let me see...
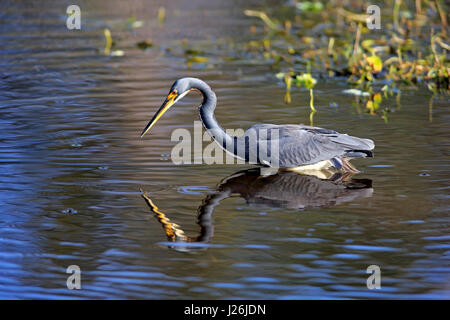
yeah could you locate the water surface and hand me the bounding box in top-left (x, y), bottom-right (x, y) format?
top-left (0, 0), bottom-right (449, 299)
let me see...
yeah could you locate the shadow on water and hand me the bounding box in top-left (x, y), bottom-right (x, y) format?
top-left (141, 168), bottom-right (373, 251)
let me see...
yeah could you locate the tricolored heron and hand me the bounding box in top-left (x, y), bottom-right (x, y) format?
top-left (141, 78), bottom-right (375, 173)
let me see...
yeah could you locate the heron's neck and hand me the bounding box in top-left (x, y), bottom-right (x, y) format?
top-left (195, 84), bottom-right (235, 155)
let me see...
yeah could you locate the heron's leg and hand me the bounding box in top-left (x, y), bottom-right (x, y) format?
top-left (341, 158), bottom-right (360, 173)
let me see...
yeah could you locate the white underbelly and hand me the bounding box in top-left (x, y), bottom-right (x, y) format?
top-left (288, 160), bottom-right (334, 172)
top-left (283, 160), bottom-right (336, 179)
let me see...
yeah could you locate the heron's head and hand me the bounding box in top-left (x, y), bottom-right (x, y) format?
top-left (141, 78), bottom-right (197, 138)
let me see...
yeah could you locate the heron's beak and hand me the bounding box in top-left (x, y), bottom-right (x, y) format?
top-left (141, 90), bottom-right (178, 138)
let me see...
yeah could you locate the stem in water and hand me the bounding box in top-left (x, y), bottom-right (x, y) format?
top-left (309, 88), bottom-right (315, 112)
top-left (309, 88), bottom-right (316, 126)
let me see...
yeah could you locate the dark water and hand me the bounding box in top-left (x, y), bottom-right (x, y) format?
top-left (0, 0), bottom-right (449, 299)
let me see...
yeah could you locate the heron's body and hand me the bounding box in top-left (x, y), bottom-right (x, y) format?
top-left (141, 77), bottom-right (375, 174)
top-left (235, 123), bottom-right (373, 171)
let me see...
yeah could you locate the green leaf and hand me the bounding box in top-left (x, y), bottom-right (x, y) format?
top-left (295, 73), bottom-right (317, 89)
top-left (186, 56), bottom-right (209, 64)
top-left (296, 1), bottom-right (324, 12)
top-left (366, 55), bottom-right (383, 73)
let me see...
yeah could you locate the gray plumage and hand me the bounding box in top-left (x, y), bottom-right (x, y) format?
top-left (241, 124), bottom-right (375, 168)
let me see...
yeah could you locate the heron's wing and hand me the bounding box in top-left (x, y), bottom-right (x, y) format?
top-left (244, 124), bottom-right (374, 167)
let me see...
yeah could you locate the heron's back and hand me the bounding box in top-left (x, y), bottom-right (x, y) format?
top-left (238, 123), bottom-right (374, 168)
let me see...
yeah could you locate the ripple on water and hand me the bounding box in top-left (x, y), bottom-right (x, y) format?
top-left (241, 277), bottom-right (279, 283)
top-left (424, 244), bottom-right (450, 250)
top-left (156, 242), bottom-right (227, 249)
top-left (331, 253), bottom-right (364, 259)
top-left (422, 235), bottom-right (450, 241)
top-left (210, 282), bottom-right (246, 289)
top-left (278, 237), bottom-right (327, 243)
top-left (340, 244), bottom-right (401, 252)
top-left (368, 164), bottom-right (394, 167)
top-left (232, 263), bottom-right (255, 268)
top-left (400, 220), bottom-right (425, 224)
top-left (177, 186), bottom-right (211, 195)
top-left (240, 244), bottom-right (271, 249)
top-left (292, 253), bottom-right (319, 259)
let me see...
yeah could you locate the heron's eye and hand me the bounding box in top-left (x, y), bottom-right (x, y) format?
top-left (168, 90), bottom-right (178, 100)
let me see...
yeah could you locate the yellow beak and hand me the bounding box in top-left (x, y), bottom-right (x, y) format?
top-left (141, 91), bottom-right (178, 138)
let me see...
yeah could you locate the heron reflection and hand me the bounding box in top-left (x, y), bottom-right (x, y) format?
top-left (141, 168), bottom-right (372, 249)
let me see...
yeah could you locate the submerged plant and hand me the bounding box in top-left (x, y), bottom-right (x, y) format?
top-left (103, 29), bottom-right (124, 56)
top-left (158, 7), bottom-right (166, 25)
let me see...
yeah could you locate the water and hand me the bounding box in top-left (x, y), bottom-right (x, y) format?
top-left (0, 0), bottom-right (449, 299)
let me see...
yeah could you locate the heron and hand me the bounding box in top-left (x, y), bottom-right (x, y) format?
top-left (141, 77), bottom-right (375, 174)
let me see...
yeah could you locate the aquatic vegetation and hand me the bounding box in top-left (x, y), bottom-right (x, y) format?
top-left (137, 40), bottom-right (153, 50)
top-left (185, 56), bottom-right (209, 68)
top-left (277, 71), bottom-right (318, 124)
top-left (295, 73), bottom-right (317, 109)
top-left (103, 28), bottom-right (124, 56)
top-left (244, 10), bottom-right (280, 31)
top-left (276, 71), bottom-right (292, 104)
top-left (296, 1), bottom-right (324, 13)
top-left (158, 7), bottom-right (166, 25)
top-left (103, 28), bottom-right (112, 55)
top-left (125, 15), bottom-right (144, 29)
top-left (242, 0), bottom-right (449, 120)
top-left (366, 92), bottom-right (383, 115)
top-left (296, 72), bottom-right (317, 125)
top-left (181, 45), bottom-right (210, 68)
